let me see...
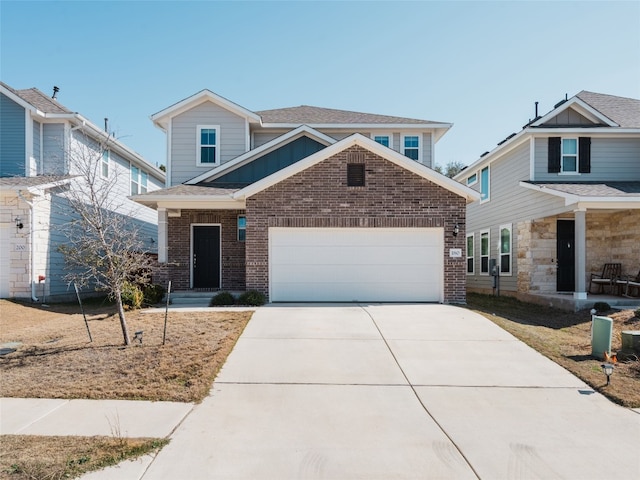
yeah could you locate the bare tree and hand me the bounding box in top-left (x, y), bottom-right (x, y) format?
top-left (58, 129), bottom-right (152, 345)
top-left (434, 160), bottom-right (466, 178)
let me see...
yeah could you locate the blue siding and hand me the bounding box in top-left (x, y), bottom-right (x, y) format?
top-left (0, 93), bottom-right (26, 177)
top-left (210, 136), bottom-right (326, 187)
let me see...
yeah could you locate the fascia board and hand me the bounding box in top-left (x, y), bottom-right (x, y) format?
top-left (235, 133), bottom-right (480, 202)
top-left (185, 125), bottom-right (337, 185)
top-left (528, 127), bottom-right (640, 135)
top-left (531, 97), bottom-right (618, 127)
top-left (130, 195), bottom-right (245, 210)
top-left (151, 90), bottom-right (261, 128)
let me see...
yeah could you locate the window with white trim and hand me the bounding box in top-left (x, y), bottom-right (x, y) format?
top-left (130, 166), bottom-right (148, 195)
top-left (402, 134), bottom-right (420, 161)
top-left (561, 138), bottom-right (578, 173)
top-left (480, 230), bottom-right (490, 275)
top-left (197, 125), bottom-right (220, 166)
top-left (466, 233), bottom-right (474, 275)
top-left (237, 215), bottom-right (246, 242)
top-left (101, 150), bottom-right (109, 178)
top-left (466, 173), bottom-right (477, 186)
top-left (499, 224), bottom-right (512, 275)
top-left (373, 135), bottom-right (390, 147)
top-left (480, 166), bottom-right (490, 202)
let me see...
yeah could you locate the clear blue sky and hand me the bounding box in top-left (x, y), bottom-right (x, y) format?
top-left (1, 0), bottom-right (639, 169)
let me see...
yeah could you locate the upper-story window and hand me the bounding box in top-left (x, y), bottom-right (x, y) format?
top-left (131, 166), bottom-right (148, 195)
top-left (561, 138), bottom-right (578, 173)
top-left (373, 135), bottom-right (390, 148)
top-left (548, 137), bottom-right (590, 174)
top-left (480, 166), bottom-right (490, 202)
top-left (197, 125), bottom-right (220, 166)
top-left (402, 134), bottom-right (420, 161)
top-left (466, 173), bottom-right (477, 186)
top-left (101, 150), bottom-right (109, 178)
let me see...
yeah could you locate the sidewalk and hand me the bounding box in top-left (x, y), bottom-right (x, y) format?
top-left (0, 397), bottom-right (193, 438)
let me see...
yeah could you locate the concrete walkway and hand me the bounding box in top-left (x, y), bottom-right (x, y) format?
top-left (3, 304), bottom-right (639, 479)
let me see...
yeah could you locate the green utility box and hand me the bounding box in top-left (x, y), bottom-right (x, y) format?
top-left (591, 316), bottom-right (613, 360)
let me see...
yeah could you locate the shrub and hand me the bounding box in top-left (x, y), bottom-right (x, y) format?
top-left (593, 301), bottom-right (611, 313)
top-left (210, 292), bottom-right (236, 306)
top-left (237, 290), bottom-right (266, 306)
top-left (142, 284), bottom-right (166, 305)
top-left (121, 282), bottom-right (143, 309)
top-left (635, 308), bottom-right (640, 319)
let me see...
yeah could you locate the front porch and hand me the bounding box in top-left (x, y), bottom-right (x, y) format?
top-left (517, 209), bottom-right (640, 307)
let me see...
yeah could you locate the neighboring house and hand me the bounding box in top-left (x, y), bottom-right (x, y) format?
top-left (0, 82), bottom-right (165, 300)
top-left (454, 91), bottom-right (640, 308)
top-left (133, 89), bottom-right (479, 303)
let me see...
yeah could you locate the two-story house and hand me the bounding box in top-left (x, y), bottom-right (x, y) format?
top-left (0, 82), bottom-right (165, 301)
top-left (454, 91), bottom-right (640, 310)
top-left (133, 89), bottom-right (479, 303)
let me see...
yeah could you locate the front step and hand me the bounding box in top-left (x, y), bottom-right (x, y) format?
top-left (164, 291), bottom-right (214, 307)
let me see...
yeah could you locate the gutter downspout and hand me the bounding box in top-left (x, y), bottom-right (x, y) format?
top-left (17, 190), bottom-right (38, 302)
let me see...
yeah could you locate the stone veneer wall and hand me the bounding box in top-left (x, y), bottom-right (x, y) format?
top-left (587, 210), bottom-right (640, 279)
top-left (516, 210), bottom-right (640, 295)
top-left (516, 218), bottom-right (557, 294)
top-left (155, 209), bottom-right (246, 291)
top-left (245, 145), bottom-right (467, 303)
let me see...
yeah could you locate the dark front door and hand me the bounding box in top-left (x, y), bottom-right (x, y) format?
top-left (192, 225), bottom-right (221, 289)
top-left (557, 220), bottom-right (575, 292)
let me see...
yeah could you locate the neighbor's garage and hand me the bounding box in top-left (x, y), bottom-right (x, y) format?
top-left (269, 227), bottom-right (443, 302)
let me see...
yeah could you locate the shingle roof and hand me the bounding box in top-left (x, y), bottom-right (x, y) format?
top-left (0, 175), bottom-right (75, 188)
top-left (576, 91), bottom-right (640, 128)
top-left (527, 181), bottom-right (640, 197)
top-left (136, 184), bottom-right (240, 197)
top-left (0, 82), bottom-right (73, 114)
top-left (256, 105), bottom-right (440, 125)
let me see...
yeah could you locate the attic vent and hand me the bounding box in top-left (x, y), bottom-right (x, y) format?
top-left (347, 163), bottom-right (365, 187)
top-left (346, 152), bottom-right (365, 163)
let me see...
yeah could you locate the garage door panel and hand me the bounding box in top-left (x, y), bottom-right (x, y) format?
top-left (272, 246), bottom-right (438, 266)
top-left (272, 264), bottom-right (434, 284)
top-left (269, 228), bottom-right (443, 302)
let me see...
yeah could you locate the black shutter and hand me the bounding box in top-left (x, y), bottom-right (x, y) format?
top-left (579, 137), bottom-right (591, 173)
top-left (548, 137), bottom-right (561, 173)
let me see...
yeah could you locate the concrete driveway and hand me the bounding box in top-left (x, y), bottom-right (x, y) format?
top-left (141, 304), bottom-right (639, 480)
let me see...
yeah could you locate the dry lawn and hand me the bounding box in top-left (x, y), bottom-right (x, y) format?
top-left (466, 293), bottom-right (640, 408)
top-left (0, 299), bottom-right (252, 402)
top-left (0, 435), bottom-right (168, 480)
top-left (0, 298), bottom-right (251, 479)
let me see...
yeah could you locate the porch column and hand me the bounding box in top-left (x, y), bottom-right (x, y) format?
top-left (574, 209), bottom-right (587, 299)
top-left (158, 207), bottom-right (168, 263)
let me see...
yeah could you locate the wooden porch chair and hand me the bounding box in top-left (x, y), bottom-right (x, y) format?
top-left (617, 269), bottom-right (640, 298)
top-left (589, 263), bottom-right (622, 294)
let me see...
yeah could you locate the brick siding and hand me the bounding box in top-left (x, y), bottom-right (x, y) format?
top-left (155, 209), bottom-right (246, 291)
top-left (245, 145), bottom-right (467, 302)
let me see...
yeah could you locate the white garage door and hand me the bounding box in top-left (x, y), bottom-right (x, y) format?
top-left (269, 227), bottom-right (443, 302)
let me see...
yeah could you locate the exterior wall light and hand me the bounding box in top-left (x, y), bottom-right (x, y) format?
top-left (453, 224), bottom-right (459, 237)
top-left (15, 216), bottom-right (24, 231)
top-left (601, 363), bottom-right (614, 385)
